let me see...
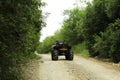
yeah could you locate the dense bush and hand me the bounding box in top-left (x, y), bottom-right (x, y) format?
top-left (38, 36), bottom-right (55, 53)
top-left (72, 42), bottom-right (89, 56)
top-left (83, 0), bottom-right (110, 56)
top-left (105, 0), bottom-right (120, 20)
top-left (94, 19), bottom-right (120, 62)
top-left (0, 0), bottom-right (44, 79)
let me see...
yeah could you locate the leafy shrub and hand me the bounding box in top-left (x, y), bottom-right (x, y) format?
top-left (94, 19), bottom-right (120, 63)
top-left (73, 42), bottom-right (89, 56)
top-left (0, 0), bottom-right (44, 79)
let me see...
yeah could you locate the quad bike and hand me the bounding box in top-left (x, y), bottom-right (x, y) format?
top-left (51, 42), bottom-right (73, 60)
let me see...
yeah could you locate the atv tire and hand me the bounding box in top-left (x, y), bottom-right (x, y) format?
top-left (66, 51), bottom-right (73, 60)
top-left (65, 55), bottom-right (69, 60)
top-left (51, 50), bottom-right (58, 60)
top-left (68, 54), bottom-right (73, 60)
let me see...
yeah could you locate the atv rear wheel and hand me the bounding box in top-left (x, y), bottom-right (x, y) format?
top-left (66, 51), bottom-right (73, 60)
top-left (65, 55), bottom-right (69, 60)
top-left (68, 54), bottom-right (73, 60)
top-left (51, 50), bottom-right (58, 60)
top-left (69, 51), bottom-right (73, 60)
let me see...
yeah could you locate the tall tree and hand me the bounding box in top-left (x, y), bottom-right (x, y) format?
top-left (83, 0), bottom-right (109, 56)
top-left (61, 7), bottom-right (85, 45)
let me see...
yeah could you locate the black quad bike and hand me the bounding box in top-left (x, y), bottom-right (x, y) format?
top-left (51, 42), bottom-right (73, 60)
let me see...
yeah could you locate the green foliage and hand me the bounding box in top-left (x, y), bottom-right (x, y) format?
top-left (94, 19), bottom-right (120, 62)
top-left (53, 30), bottom-right (64, 41)
top-left (0, 0), bottom-right (44, 79)
top-left (105, 0), bottom-right (120, 20)
top-left (73, 42), bottom-right (89, 57)
top-left (83, 0), bottom-right (110, 56)
top-left (61, 7), bottom-right (85, 45)
top-left (73, 42), bottom-right (86, 53)
top-left (38, 36), bottom-right (55, 53)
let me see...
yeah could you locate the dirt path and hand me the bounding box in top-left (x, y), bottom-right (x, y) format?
top-left (38, 54), bottom-right (120, 80)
